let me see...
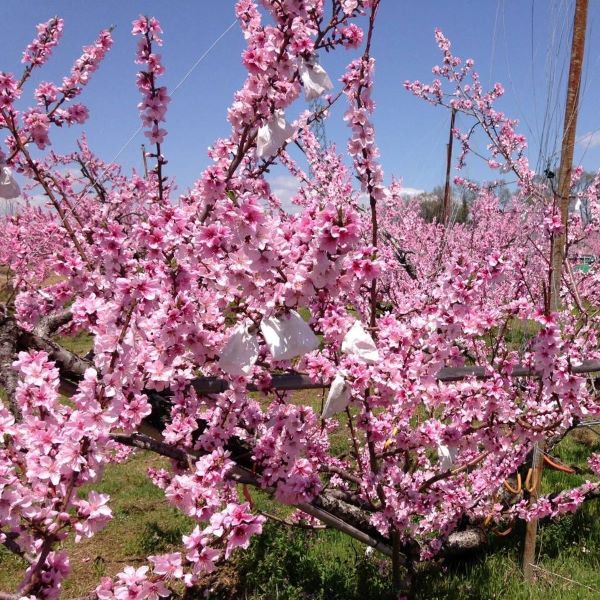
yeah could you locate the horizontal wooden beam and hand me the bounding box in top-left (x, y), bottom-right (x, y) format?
top-left (436, 359), bottom-right (600, 382)
top-left (191, 360), bottom-right (600, 394)
top-left (191, 372), bottom-right (328, 395)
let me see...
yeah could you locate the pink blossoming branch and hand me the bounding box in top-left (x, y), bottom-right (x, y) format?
top-left (1, 1), bottom-right (600, 598)
top-left (133, 16), bottom-right (170, 203)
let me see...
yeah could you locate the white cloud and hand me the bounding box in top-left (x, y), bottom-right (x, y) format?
top-left (26, 194), bottom-right (51, 209)
top-left (359, 187), bottom-right (425, 206)
top-left (0, 194), bottom-right (51, 216)
top-left (268, 174), bottom-right (300, 213)
top-left (357, 192), bottom-right (369, 208)
top-left (266, 174), bottom-right (426, 213)
top-left (0, 196), bottom-right (21, 216)
top-left (400, 187), bottom-right (425, 197)
top-left (577, 131), bottom-right (600, 148)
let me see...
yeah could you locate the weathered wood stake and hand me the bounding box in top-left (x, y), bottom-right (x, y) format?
top-left (522, 0), bottom-right (589, 581)
top-left (442, 108), bottom-right (457, 225)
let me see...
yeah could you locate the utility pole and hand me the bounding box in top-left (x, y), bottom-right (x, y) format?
top-left (307, 52), bottom-right (328, 180)
top-left (551, 0), bottom-right (588, 300)
top-left (522, 0), bottom-right (588, 581)
top-left (308, 52), bottom-right (328, 152)
top-left (442, 108), bottom-right (456, 225)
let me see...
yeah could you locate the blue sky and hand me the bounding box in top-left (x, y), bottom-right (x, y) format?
top-left (1, 1), bottom-right (600, 199)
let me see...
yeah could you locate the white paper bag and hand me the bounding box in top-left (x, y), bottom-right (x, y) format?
top-left (260, 310), bottom-right (319, 361)
top-left (299, 59), bottom-right (333, 101)
top-left (218, 320), bottom-right (259, 376)
top-left (437, 444), bottom-right (457, 472)
top-left (256, 110), bottom-right (294, 158)
top-left (341, 321), bottom-right (379, 364)
top-left (0, 165), bottom-right (20, 200)
top-left (322, 373), bottom-right (351, 419)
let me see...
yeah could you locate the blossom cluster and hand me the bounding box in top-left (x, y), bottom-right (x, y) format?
top-left (0, 352), bottom-right (112, 599)
top-left (404, 29), bottom-right (534, 190)
top-left (21, 17), bottom-right (64, 68)
top-left (133, 16), bottom-right (169, 147)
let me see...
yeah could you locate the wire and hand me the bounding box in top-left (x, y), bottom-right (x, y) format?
top-left (530, 0), bottom-right (539, 143)
top-left (500, 0), bottom-right (537, 143)
top-left (573, 20), bottom-right (600, 167)
top-left (488, 0), bottom-right (501, 89)
top-left (528, 563), bottom-right (600, 593)
top-left (537, 0), bottom-right (571, 175)
top-left (171, 20), bottom-right (237, 96)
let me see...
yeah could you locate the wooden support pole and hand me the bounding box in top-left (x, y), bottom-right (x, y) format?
top-left (442, 108), bottom-right (457, 225)
top-left (551, 0), bottom-right (588, 304)
top-left (523, 0), bottom-right (588, 581)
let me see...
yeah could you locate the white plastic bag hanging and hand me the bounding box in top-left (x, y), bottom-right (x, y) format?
top-left (218, 320), bottom-right (259, 377)
top-left (437, 444), bottom-right (457, 472)
top-left (299, 59), bottom-right (333, 101)
top-left (0, 164), bottom-right (20, 200)
top-left (260, 310), bottom-right (319, 361)
top-left (256, 109), bottom-right (294, 159)
top-left (341, 321), bottom-right (379, 364)
top-left (322, 373), bottom-right (351, 419)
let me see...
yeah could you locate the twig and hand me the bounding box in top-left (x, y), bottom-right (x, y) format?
top-left (419, 451), bottom-right (490, 492)
top-left (258, 510), bottom-right (326, 530)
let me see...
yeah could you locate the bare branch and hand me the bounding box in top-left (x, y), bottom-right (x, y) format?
top-left (33, 309), bottom-right (72, 339)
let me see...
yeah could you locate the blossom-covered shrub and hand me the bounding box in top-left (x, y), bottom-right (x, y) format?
top-left (1, 2), bottom-right (600, 597)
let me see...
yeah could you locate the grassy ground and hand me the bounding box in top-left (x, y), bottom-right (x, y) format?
top-left (411, 431), bottom-right (600, 600)
top-left (56, 330), bottom-right (94, 356)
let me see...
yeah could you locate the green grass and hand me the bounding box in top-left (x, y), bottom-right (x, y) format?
top-left (213, 522), bottom-right (395, 600)
top-left (502, 318), bottom-right (540, 350)
top-left (542, 430), bottom-right (600, 495)
top-left (413, 496), bottom-right (600, 599)
top-left (56, 330), bottom-right (94, 356)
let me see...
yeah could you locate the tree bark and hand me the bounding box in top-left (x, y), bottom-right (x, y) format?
top-left (0, 309), bottom-right (21, 419)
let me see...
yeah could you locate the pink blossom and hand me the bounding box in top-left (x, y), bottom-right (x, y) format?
top-left (22, 17), bottom-right (64, 67)
top-left (149, 552), bottom-right (183, 578)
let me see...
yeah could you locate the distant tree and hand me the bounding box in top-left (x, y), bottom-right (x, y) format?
top-left (416, 185), bottom-right (470, 224)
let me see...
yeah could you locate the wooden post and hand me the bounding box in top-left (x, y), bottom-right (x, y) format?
top-left (522, 0), bottom-right (588, 581)
top-left (551, 0), bottom-right (588, 302)
top-left (442, 108), bottom-right (457, 225)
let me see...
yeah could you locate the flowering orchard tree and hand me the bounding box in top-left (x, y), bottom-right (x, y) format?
top-left (1, 2), bottom-right (600, 598)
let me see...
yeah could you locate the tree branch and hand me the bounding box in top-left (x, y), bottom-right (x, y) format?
top-left (110, 432), bottom-right (396, 558)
